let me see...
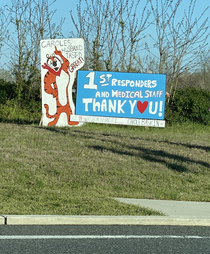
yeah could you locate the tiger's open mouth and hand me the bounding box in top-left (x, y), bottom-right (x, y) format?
top-left (54, 67), bottom-right (59, 72)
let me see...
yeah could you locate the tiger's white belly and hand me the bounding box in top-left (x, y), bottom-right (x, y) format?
top-left (56, 71), bottom-right (69, 106)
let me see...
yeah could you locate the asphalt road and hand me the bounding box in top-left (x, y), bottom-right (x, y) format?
top-left (1, 225), bottom-right (210, 254)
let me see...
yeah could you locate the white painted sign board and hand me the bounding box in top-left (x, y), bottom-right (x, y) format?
top-left (40, 38), bottom-right (84, 126)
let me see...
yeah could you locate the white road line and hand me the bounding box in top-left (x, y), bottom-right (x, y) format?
top-left (0, 235), bottom-right (209, 240)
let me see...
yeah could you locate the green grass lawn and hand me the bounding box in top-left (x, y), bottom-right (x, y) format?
top-left (0, 122), bottom-right (210, 215)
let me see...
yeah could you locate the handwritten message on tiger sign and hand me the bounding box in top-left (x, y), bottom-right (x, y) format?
top-left (74, 70), bottom-right (166, 127)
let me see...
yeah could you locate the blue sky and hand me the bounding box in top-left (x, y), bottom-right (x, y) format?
top-left (1, 0), bottom-right (209, 37)
top-left (0, 0), bottom-right (210, 68)
top-left (53, 0), bottom-right (210, 38)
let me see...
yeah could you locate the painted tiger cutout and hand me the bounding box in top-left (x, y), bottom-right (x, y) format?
top-left (42, 46), bottom-right (79, 126)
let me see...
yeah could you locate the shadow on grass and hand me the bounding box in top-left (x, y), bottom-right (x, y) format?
top-left (37, 127), bottom-right (210, 172)
top-left (73, 129), bottom-right (210, 155)
top-left (38, 126), bottom-right (82, 136)
top-left (60, 128), bottom-right (210, 152)
top-left (0, 117), bottom-right (40, 125)
top-left (130, 136), bottom-right (210, 153)
top-left (89, 144), bottom-right (210, 173)
top-left (162, 141), bottom-right (210, 153)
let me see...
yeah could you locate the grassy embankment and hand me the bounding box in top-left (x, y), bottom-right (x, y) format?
top-left (0, 122), bottom-right (209, 215)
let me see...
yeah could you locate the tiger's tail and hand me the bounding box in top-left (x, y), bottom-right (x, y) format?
top-left (44, 104), bottom-right (60, 126)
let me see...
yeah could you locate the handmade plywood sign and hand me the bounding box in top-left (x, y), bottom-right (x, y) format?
top-left (40, 38), bottom-right (84, 126)
top-left (71, 71), bottom-right (166, 127)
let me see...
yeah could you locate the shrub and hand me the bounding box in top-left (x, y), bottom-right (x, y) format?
top-left (165, 88), bottom-right (210, 125)
top-left (0, 79), bottom-right (16, 104)
top-left (0, 99), bottom-right (41, 124)
top-left (0, 78), bottom-right (42, 124)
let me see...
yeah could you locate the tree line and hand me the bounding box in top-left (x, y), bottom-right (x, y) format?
top-left (0, 0), bottom-right (209, 125)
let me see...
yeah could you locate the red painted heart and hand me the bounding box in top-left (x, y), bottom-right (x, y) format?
top-left (137, 101), bottom-right (148, 114)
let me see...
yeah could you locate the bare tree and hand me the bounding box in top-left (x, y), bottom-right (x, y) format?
top-left (70, 0), bottom-right (151, 72)
top-left (147, 0), bottom-right (209, 99)
top-left (0, 6), bottom-right (10, 61)
top-left (179, 49), bottom-right (210, 90)
top-left (5, 0), bottom-right (64, 99)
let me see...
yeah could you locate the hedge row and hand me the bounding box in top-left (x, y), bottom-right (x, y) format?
top-left (0, 79), bottom-right (210, 125)
top-left (165, 87), bottom-right (210, 125)
top-left (0, 79), bottom-right (41, 124)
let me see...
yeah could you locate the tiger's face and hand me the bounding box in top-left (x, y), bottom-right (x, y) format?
top-left (46, 54), bottom-right (63, 72)
top-left (42, 53), bottom-right (63, 76)
top-left (47, 54), bottom-right (62, 72)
